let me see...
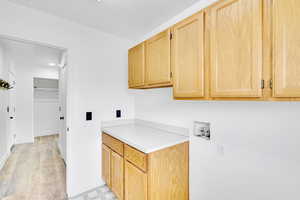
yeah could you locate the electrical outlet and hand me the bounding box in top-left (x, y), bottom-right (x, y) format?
top-left (116, 110), bottom-right (121, 118)
top-left (86, 112), bottom-right (92, 121)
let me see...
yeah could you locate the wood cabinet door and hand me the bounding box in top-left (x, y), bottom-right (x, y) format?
top-left (146, 29), bottom-right (171, 85)
top-left (209, 0), bottom-right (263, 97)
top-left (172, 12), bottom-right (205, 98)
top-left (111, 151), bottom-right (124, 200)
top-left (272, 0), bottom-right (300, 97)
top-left (125, 161), bottom-right (147, 200)
top-left (128, 43), bottom-right (145, 88)
top-left (102, 144), bottom-right (111, 187)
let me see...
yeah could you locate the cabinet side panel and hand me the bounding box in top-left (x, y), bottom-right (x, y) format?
top-left (148, 142), bottom-right (189, 200)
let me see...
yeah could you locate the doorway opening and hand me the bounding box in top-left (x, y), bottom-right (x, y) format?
top-left (0, 35), bottom-right (68, 199)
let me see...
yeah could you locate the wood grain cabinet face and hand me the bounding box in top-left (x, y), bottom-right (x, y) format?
top-left (146, 29), bottom-right (172, 86)
top-left (102, 133), bottom-right (124, 156)
top-left (148, 142), bottom-right (189, 200)
top-left (111, 151), bottom-right (124, 200)
top-left (124, 144), bottom-right (147, 172)
top-left (272, 0), bottom-right (300, 97)
top-left (128, 43), bottom-right (145, 88)
top-left (172, 12), bottom-right (205, 98)
top-left (209, 0), bottom-right (263, 97)
top-left (125, 160), bottom-right (147, 200)
top-left (102, 144), bottom-right (111, 187)
top-left (102, 132), bottom-right (189, 200)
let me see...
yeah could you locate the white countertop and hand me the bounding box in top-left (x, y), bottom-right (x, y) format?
top-left (101, 120), bottom-right (189, 153)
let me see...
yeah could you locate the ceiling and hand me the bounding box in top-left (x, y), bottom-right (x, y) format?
top-left (8, 0), bottom-right (205, 40)
top-left (0, 37), bottom-right (63, 69)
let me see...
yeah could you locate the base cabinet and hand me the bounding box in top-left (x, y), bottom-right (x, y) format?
top-left (102, 133), bottom-right (189, 200)
top-left (111, 151), bottom-right (124, 200)
top-left (102, 144), bottom-right (111, 187)
top-left (125, 161), bottom-right (147, 200)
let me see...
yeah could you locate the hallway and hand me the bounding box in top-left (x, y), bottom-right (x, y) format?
top-left (0, 135), bottom-right (67, 200)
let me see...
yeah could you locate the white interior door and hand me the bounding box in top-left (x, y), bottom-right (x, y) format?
top-left (8, 72), bottom-right (16, 150)
top-left (59, 65), bottom-right (67, 162)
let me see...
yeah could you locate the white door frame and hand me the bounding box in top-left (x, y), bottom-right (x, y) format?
top-left (58, 52), bottom-right (68, 163)
top-left (8, 70), bottom-right (16, 151)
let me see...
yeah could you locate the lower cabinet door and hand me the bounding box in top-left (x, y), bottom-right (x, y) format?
top-left (102, 144), bottom-right (111, 187)
top-left (125, 160), bottom-right (147, 200)
top-left (111, 151), bottom-right (124, 200)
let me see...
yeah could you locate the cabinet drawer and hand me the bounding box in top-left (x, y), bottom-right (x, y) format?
top-left (102, 133), bottom-right (124, 156)
top-left (124, 144), bottom-right (147, 172)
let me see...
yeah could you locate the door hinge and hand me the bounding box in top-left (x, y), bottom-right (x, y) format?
top-left (270, 80), bottom-right (273, 89)
top-left (170, 72), bottom-right (173, 78)
top-left (261, 80), bottom-right (265, 89)
top-left (170, 33), bottom-right (173, 40)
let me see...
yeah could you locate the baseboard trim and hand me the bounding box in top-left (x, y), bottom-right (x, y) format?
top-left (0, 151), bottom-right (10, 171)
top-left (68, 185), bottom-right (105, 200)
top-left (34, 133), bottom-right (59, 138)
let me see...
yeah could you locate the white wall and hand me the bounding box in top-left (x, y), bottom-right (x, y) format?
top-left (34, 89), bottom-right (59, 137)
top-left (0, 0), bottom-right (135, 197)
top-left (134, 89), bottom-right (300, 200)
top-left (132, 0), bottom-right (300, 199)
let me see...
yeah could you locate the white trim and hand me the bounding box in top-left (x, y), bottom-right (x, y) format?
top-left (0, 151), bottom-right (10, 171)
top-left (34, 99), bottom-right (59, 103)
top-left (15, 138), bottom-right (34, 145)
top-left (34, 132), bottom-right (59, 138)
top-left (0, 34), bottom-right (67, 51)
top-left (58, 142), bottom-right (65, 162)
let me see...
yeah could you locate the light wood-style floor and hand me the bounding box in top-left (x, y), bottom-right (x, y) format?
top-left (0, 135), bottom-right (67, 200)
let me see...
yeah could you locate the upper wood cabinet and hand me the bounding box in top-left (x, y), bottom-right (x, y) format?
top-left (272, 0), bottom-right (300, 97)
top-left (145, 29), bottom-right (172, 86)
top-left (209, 0), bottom-right (263, 98)
top-left (128, 43), bottom-right (145, 88)
top-left (128, 0), bottom-right (300, 101)
top-left (172, 12), bottom-right (205, 98)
